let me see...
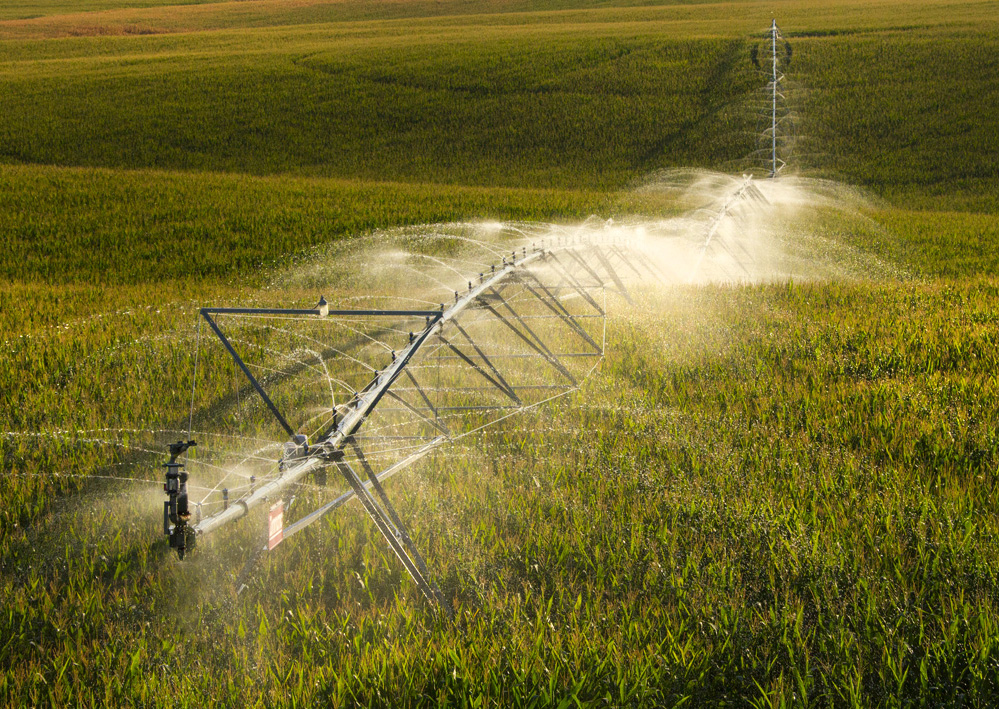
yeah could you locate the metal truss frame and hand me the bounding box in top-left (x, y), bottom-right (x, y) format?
top-left (165, 240), bottom-right (645, 613)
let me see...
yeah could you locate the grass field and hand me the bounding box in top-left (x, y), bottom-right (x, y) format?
top-left (1, 0), bottom-right (997, 194)
top-left (2, 0), bottom-right (999, 705)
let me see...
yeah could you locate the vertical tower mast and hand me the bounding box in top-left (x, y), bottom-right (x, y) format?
top-left (771, 18), bottom-right (778, 178)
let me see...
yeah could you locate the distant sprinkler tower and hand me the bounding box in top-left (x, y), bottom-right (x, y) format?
top-left (769, 19), bottom-right (781, 178)
top-left (769, 19), bottom-right (777, 176)
top-left (751, 19), bottom-right (792, 178)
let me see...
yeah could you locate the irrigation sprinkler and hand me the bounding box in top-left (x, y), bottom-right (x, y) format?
top-left (162, 235), bottom-right (649, 612)
top-left (162, 439), bottom-right (196, 559)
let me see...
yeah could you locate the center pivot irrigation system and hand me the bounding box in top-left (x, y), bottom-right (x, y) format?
top-left (159, 22), bottom-right (789, 613)
top-left (162, 234), bottom-right (662, 612)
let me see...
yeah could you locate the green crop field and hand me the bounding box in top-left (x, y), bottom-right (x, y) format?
top-left (2, 0), bottom-right (999, 705)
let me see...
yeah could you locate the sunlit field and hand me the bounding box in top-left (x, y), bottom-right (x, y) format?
top-left (2, 0), bottom-right (999, 705)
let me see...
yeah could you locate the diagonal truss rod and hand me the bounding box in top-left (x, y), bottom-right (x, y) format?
top-left (404, 370), bottom-right (444, 428)
top-left (544, 253), bottom-right (605, 315)
top-left (479, 295), bottom-right (576, 386)
top-left (518, 275), bottom-right (602, 353)
top-left (587, 245), bottom-right (633, 304)
top-left (439, 323), bottom-right (521, 404)
top-left (201, 311), bottom-right (298, 438)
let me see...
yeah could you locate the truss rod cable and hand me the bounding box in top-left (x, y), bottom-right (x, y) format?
top-left (3, 471), bottom-right (218, 492)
